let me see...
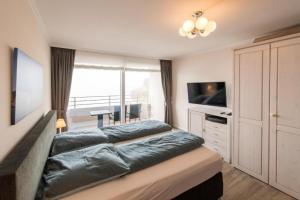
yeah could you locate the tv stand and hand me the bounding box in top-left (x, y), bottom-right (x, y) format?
top-left (188, 105), bottom-right (232, 162)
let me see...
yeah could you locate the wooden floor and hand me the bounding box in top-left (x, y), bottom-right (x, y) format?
top-left (222, 163), bottom-right (296, 200)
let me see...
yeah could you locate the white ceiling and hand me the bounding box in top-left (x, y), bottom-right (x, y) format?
top-left (34, 0), bottom-right (300, 59)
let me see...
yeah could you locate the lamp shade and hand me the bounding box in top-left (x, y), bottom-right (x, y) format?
top-left (56, 118), bottom-right (66, 129)
top-left (182, 20), bottom-right (195, 32)
top-left (195, 16), bottom-right (208, 30)
top-left (199, 30), bottom-right (210, 37)
top-left (206, 21), bottom-right (217, 32)
top-left (179, 27), bottom-right (187, 37)
top-left (187, 32), bottom-right (197, 39)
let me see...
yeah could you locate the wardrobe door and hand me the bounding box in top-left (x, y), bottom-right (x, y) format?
top-left (270, 37), bottom-right (300, 199)
top-left (233, 44), bottom-right (270, 183)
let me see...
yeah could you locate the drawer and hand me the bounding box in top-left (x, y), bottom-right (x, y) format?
top-left (204, 142), bottom-right (226, 157)
top-left (205, 127), bottom-right (227, 141)
top-left (205, 120), bottom-right (227, 133)
top-left (204, 134), bottom-right (226, 150)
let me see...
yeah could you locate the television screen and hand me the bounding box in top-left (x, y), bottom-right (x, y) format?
top-left (11, 48), bottom-right (44, 125)
top-left (187, 82), bottom-right (226, 107)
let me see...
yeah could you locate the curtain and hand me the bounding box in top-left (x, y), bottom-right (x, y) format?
top-left (160, 60), bottom-right (173, 125)
top-left (51, 47), bottom-right (75, 131)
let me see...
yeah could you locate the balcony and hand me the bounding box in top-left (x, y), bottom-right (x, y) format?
top-left (67, 95), bottom-right (150, 130)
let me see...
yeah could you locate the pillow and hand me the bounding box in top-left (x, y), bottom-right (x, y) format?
top-left (44, 144), bottom-right (130, 199)
top-left (50, 129), bottom-right (108, 156)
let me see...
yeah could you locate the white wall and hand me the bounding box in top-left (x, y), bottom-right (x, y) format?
top-left (0, 0), bottom-right (51, 161)
top-left (172, 48), bottom-right (233, 130)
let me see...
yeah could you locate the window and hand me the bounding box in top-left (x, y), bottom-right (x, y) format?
top-left (67, 51), bottom-right (164, 130)
top-left (69, 67), bottom-right (121, 109)
top-left (125, 70), bottom-right (164, 121)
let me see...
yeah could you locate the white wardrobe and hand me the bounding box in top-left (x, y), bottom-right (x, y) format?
top-left (233, 35), bottom-right (300, 199)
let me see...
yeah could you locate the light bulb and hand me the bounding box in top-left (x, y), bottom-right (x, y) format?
top-left (195, 17), bottom-right (208, 30)
top-left (187, 32), bottom-right (197, 39)
top-left (199, 30), bottom-right (210, 37)
top-left (179, 27), bottom-right (187, 37)
top-left (206, 21), bottom-right (217, 32)
top-left (182, 20), bottom-right (195, 33)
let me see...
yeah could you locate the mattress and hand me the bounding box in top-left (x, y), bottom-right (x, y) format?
top-left (61, 146), bottom-right (222, 200)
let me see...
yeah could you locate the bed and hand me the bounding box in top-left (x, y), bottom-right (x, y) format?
top-left (61, 146), bottom-right (222, 200)
top-left (0, 111), bottom-right (223, 200)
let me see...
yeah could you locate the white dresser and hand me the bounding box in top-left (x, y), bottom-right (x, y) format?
top-left (188, 106), bottom-right (232, 162)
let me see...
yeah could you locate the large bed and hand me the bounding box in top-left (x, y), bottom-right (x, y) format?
top-left (0, 111), bottom-right (223, 200)
top-left (62, 147), bottom-right (222, 200)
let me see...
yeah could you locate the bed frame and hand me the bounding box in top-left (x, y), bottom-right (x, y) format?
top-left (0, 111), bottom-right (56, 200)
top-left (0, 110), bottom-right (223, 200)
top-left (173, 172), bottom-right (223, 200)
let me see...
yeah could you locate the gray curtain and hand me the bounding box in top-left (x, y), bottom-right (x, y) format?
top-left (160, 60), bottom-right (173, 125)
top-left (51, 47), bottom-right (75, 131)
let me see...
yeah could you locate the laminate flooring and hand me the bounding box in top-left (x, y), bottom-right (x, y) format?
top-left (222, 163), bottom-right (296, 200)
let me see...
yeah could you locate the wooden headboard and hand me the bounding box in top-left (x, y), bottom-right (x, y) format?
top-left (0, 111), bottom-right (56, 200)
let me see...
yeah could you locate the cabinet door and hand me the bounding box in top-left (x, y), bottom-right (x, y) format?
top-left (188, 110), bottom-right (204, 137)
top-left (269, 37), bottom-right (300, 199)
top-left (233, 44), bottom-right (270, 183)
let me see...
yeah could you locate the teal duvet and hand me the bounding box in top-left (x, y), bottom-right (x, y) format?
top-left (41, 131), bottom-right (204, 199)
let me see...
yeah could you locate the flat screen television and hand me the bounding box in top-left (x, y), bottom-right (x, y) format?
top-left (187, 82), bottom-right (226, 107)
top-left (11, 48), bottom-right (44, 125)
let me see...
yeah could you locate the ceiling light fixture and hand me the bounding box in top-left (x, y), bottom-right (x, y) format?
top-left (179, 11), bottom-right (216, 39)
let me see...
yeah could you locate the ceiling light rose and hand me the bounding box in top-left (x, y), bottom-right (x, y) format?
top-left (179, 11), bottom-right (217, 39)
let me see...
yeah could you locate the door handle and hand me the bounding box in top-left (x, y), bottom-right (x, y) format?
top-left (270, 113), bottom-right (278, 117)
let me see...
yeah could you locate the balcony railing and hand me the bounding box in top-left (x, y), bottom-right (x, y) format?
top-left (68, 95), bottom-right (147, 109)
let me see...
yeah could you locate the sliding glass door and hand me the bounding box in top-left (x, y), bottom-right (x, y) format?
top-left (68, 64), bottom-right (163, 130)
top-left (68, 67), bottom-right (121, 130)
top-left (125, 70), bottom-right (164, 122)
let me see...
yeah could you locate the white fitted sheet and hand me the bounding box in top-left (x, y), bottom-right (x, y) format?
top-left (62, 146), bottom-right (222, 200)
